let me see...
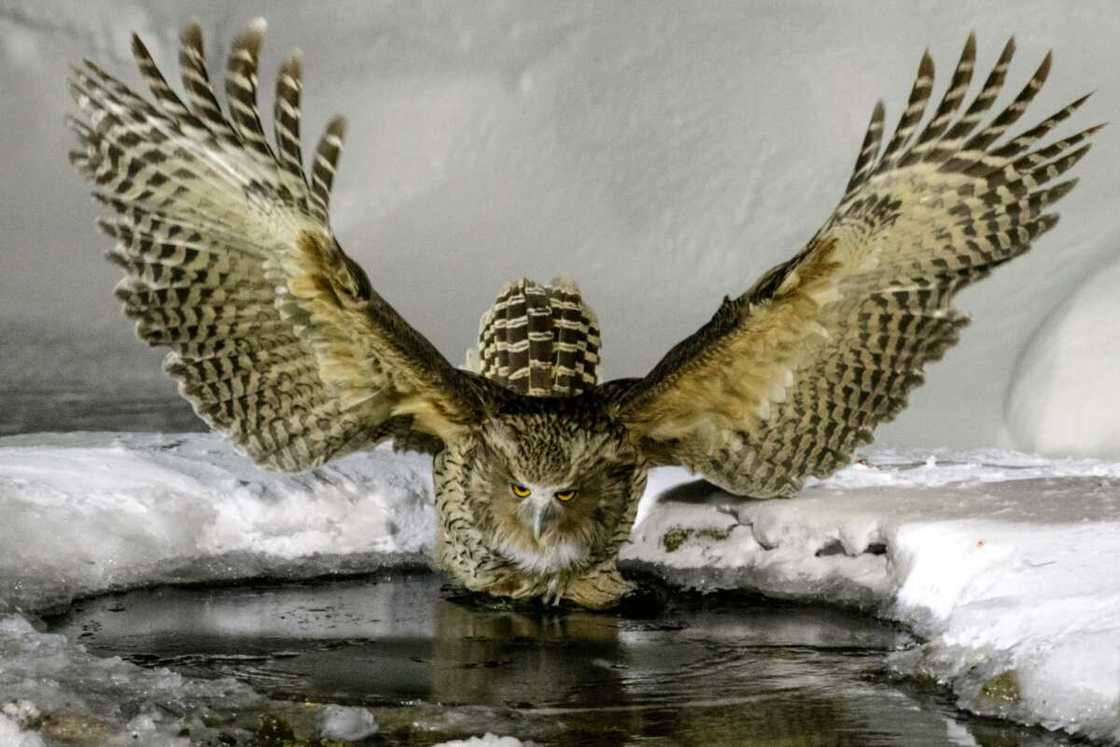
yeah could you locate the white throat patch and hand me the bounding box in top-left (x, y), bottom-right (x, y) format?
top-left (495, 536), bottom-right (588, 575)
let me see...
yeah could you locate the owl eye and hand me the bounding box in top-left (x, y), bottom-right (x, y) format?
top-left (554, 489), bottom-right (577, 502)
top-left (510, 483), bottom-right (531, 498)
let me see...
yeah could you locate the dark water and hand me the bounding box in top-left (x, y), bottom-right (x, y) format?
top-left (0, 390), bottom-right (204, 435)
top-left (48, 574), bottom-right (1080, 746)
top-left (0, 320), bottom-right (203, 436)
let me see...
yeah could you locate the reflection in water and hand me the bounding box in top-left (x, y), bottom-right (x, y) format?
top-left (430, 598), bottom-right (626, 709)
top-left (52, 574), bottom-right (1076, 746)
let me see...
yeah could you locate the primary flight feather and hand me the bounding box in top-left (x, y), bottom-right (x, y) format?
top-left (69, 22), bottom-right (1098, 608)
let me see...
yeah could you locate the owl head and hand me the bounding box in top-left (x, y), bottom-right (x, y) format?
top-left (465, 411), bottom-right (642, 576)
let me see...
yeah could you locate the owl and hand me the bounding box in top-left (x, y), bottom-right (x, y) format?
top-left (68, 21), bottom-right (1098, 608)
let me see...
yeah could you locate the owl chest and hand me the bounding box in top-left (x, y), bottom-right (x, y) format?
top-left (430, 447), bottom-right (594, 590)
top-left (430, 445), bottom-right (649, 594)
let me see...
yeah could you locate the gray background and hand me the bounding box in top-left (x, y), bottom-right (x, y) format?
top-left (2, 0), bottom-right (1118, 454)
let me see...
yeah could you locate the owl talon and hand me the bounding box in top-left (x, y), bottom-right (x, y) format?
top-left (558, 565), bottom-right (638, 610)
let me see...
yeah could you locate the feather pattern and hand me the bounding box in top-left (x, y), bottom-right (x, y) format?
top-left (66, 23), bottom-right (1104, 610)
top-left (68, 19), bottom-right (484, 470)
top-left (469, 278), bottom-right (601, 397)
top-left (610, 36), bottom-right (1100, 497)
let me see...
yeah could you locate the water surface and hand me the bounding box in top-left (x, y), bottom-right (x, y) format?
top-left (52, 574), bottom-right (1077, 745)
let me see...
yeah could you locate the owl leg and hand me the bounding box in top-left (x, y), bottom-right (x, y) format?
top-left (561, 562), bottom-right (636, 610)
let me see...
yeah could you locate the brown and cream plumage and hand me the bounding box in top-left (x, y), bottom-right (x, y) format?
top-left (468, 278), bottom-right (601, 397)
top-left (69, 22), bottom-right (1099, 608)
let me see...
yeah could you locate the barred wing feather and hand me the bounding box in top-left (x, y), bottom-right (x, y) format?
top-left (68, 19), bottom-right (480, 470)
top-left (612, 36), bottom-right (1100, 496)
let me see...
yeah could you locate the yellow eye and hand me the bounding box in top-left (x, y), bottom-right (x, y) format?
top-left (555, 489), bottom-right (577, 503)
top-left (510, 483), bottom-right (531, 498)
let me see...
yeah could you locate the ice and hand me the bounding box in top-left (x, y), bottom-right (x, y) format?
top-left (0, 432), bottom-right (433, 742)
top-left (433, 735), bottom-right (532, 747)
top-left (0, 432), bottom-right (434, 613)
top-left (625, 449), bottom-right (1120, 743)
top-left (316, 705), bottom-right (378, 741)
top-left (0, 712), bottom-right (44, 747)
top-left (1, 433), bottom-right (1118, 742)
top-left (0, 613), bottom-right (262, 745)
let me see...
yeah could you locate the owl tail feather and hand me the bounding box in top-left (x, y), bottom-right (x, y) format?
top-left (467, 277), bottom-right (601, 398)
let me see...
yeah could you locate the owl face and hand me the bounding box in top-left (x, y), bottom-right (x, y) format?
top-left (467, 414), bottom-right (641, 576)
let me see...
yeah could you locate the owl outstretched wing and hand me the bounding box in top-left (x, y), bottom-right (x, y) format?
top-left (608, 36), bottom-right (1100, 497)
top-left (68, 19), bottom-right (488, 470)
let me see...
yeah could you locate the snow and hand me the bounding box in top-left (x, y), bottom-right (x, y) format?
top-left (316, 705), bottom-right (378, 741)
top-left (626, 450), bottom-right (1120, 743)
top-left (433, 735), bottom-right (532, 747)
top-left (1, 434), bottom-right (1118, 743)
top-left (0, 711), bottom-right (44, 747)
top-left (0, 612), bottom-right (262, 746)
top-left (0, 432), bottom-right (434, 614)
top-left (1005, 254), bottom-right (1120, 459)
top-left (4, 0), bottom-right (1118, 741)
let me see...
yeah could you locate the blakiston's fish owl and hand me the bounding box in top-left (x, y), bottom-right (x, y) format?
top-left (68, 21), bottom-right (1099, 608)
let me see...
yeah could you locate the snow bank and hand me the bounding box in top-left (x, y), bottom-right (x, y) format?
top-left (0, 433), bottom-right (436, 743)
top-left (626, 449), bottom-right (1120, 743)
top-left (0, 432), bottom-right (434, 613)
top-left (1, 433), bottom-right (1118, 742)
top-left (1005, 255), bottom-right (1120, 459)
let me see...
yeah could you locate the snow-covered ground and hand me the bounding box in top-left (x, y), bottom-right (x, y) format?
top-left (0, 432), bottom-right (435, 615)
top-left (630, 455), bottom-right (1120, 742)
top-left (0, 433), bottom-right (1117, 744)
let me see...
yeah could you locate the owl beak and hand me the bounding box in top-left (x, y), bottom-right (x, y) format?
top-left (530, 501), bottom-right (555, 542)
